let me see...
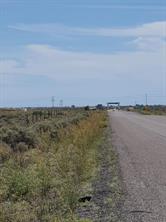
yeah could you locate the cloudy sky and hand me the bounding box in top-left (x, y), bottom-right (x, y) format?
top-left (0, 0), bottom-right (166, 107)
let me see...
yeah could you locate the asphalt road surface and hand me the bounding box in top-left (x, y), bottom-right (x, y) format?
top-left (109, 111), bottom-right (166, 222)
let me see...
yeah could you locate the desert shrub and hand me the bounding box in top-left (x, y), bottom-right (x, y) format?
top-left (15, 129), bottom-right (38, 148)
top-left (0, 127), bottom-right (18, 146)
top-left (50, 129), bottom-right (59, 141)
top-left (0, 127), bottom-right (38, 150)
top-left (0, 143), bottom-right (11, 163)
top-left (34, 121), bottom-right (52, 134)
top-left (35, 161), bottom-right (53, 196)
top-left (0, 201), bottom-right (37, 222)
top-left (7, 170), bottom-right (33, 199)
top-left (56, 111), bottom-right (65, 116)
top-left (0, 109), bottom-right (107, 221)
top-left (15, 142), bottom-right (29, 152)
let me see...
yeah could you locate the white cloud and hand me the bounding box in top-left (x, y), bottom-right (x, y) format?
top-left (9, 21), bottom-right (166, 38)
top-left (0, 60), bottom-right (20, 74)
top-left (2, 21), bottom-right (166, 99)
top-left (0, 43), bottom-right (165, 83)
top-left (130, 37), bottom-right (166, 51)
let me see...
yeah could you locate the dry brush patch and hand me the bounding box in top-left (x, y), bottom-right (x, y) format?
top-left (134, 106), bottom-right (166, 116)
top-left (0, 110), bottom-right (107, 221)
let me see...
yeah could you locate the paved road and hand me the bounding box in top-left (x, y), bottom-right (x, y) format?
top-left (109, 111), bottom-right (166, 222)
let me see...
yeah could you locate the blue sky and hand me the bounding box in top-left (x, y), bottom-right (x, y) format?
top-left (0, 0), bottom-right (166, 107)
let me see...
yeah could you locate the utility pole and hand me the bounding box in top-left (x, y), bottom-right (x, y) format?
top-left (51, 96), bottom-right (55, 108)
top-left (59, 99), bottom-right (63, 107)
top-left (145, 94), bottom-right (148, 106)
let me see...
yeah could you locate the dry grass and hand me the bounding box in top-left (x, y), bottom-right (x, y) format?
top-left (135, 106), bottom-right (166, 116)
top-left (0, 110), bottom-right (107, 221)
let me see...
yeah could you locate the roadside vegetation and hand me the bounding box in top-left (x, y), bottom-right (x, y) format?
top-left (77, 126), bottom-right (122, 222)
top-left (0, 108), bottom-right (107, 221)
top-left (132, 105), bottom-right (166, 115)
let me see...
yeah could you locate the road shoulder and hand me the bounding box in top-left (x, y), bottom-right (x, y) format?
top-left (77, 119), bottom-right (123, 221)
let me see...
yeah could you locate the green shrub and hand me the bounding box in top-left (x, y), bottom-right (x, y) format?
top-left (7, 170), bottom-right (31, 199)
